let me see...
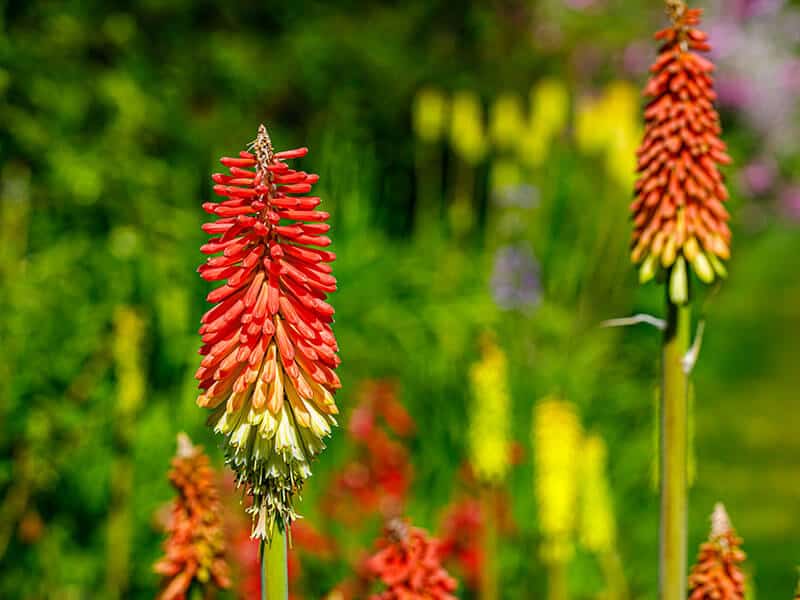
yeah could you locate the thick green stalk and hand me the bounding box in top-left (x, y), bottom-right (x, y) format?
top-left (479, 488), bottom-right (499, 600)
top-left (261, 530), bottom-right (289, 600)
top-left (660, 291), bottom-right (690, 600)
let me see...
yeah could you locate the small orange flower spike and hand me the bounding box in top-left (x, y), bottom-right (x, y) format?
top-left (688, 503), bottom-right (747, 600)
top-left (154, 434), bottom-right (230, 600)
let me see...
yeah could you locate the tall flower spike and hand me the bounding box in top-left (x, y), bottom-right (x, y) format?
top-left (366, 519), bottom-right (458, 600)
top-left (154, 434), bottom-right (230, 600)
top-left (532, 396), bottom-right (582, 564)
top-left (632, 2), bottom-right (732, 299)
top-left (467, 334), bottom-right (512, 484)
top-left (688, 503), bottom-right (747, 600)
top-left (196, 125), bottom-right (340, 540)
top-left (578, 434), bottom-right (616, 555)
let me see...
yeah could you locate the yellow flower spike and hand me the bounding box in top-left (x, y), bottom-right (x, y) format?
top-left (575, 81), bottom-right (642, 188)
top-left (578, 435), bottom-right (617, 554)
top-left (467, 335), bottom-right (512, 485)
top-left (489, 158), bottom-right (522, 192)
top-left (575, 96), bottom-right (605, 154)
top-left (490, 93), bottom-right (526, 151)
top-left (602, 81), bottom-right (640, 124)
top-left (112, 307), bottom-right (145, 416)
top-left (601, 82), bottom-right (642, 189)
top-left (413, 87), bottom-right (448, 144)
top-left (532, 396), bottom-right (582, 564)
top-left (450, 90), bottom-right (487, 164)
top-left (520, 79), bottom-right (569, 167)
top-left (529, 79), bottom-right (569, 139)
top-left (517, 125), bottom-right (548, 167)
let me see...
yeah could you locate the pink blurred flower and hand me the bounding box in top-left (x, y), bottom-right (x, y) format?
top-left (779, 185), bottom-right (800, 221)
top-left (740, 159), bottom-right (778, 197)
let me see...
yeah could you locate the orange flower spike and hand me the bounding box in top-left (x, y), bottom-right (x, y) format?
top-left (197, 125), bottom-right (340, 540)
top-left (154, 434), bottom-right (231, 600)
top-left (688, 503), bottom-right (747, 600)
top-left (632, 1), bottom-right (731, 299)
top-left (367, 519), bottom-right (459, 600)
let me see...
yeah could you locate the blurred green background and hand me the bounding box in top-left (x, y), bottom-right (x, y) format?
top-left (1, 0), bottom-right (798, 598)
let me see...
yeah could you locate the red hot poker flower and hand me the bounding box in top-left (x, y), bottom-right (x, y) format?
top-left (154, 434), bottom-right (230, 600)
top-left (367, 519), bottom-right (458, 600)
top-left (632, 2), bottom-right (732, 299)
top-left (196, 124), bottom-right (341, 539)
top-left (688, 503), bottom-right (747, 600)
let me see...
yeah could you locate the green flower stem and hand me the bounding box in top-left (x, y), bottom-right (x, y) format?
top-left (600, 551), bottom-right (629, 600)
top-left (480, 487), bottom-right (499, 600)
top-left (660, 289), bottom-right (691, 600)
top-left (448, 159), bottom-right (475, 238)
top-left (547, 560), bottom-right (568, 600)
top-left (414, 141), bottom-right (443, 239)
top-left (261, 529), bottom-right (289, 600)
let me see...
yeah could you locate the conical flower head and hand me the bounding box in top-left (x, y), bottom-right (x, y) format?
top-left (688, 503), bottom-right (747, 600)
top-left (154, 434), bottom-right (230, 600)
top-left (632, 3), bottom-right (732, 294)
top-left (196, 125), bottom-right (340, 539)
top-left (366, 519), bottom-right (458, 600)
top-left (467, 334), bottom-right (512, 484)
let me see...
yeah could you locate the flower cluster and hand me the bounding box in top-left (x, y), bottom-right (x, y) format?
top-left (688, 503), bottom-right (747, 600)
top-left (366, 519), bottom-right (458, 600)
top-left (154, 434), bottom-right (230, 600)
top-left (632, 3), bottom-right (731, 299)
top-left (196, 125), bottom-right (340, 539)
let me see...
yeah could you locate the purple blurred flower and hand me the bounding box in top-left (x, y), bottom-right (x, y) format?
top-left (492, 184), bottom-right (539, 210)
top-left (490, 244), bottom-right (542, 311)
top-left (781, 58), bottom-right (800, 94)
top-left (713, 76), bottom-right (755, 110)
top-left (740, 159), bottom-right (777, 197)
top-left (623, 40), bottom-right (654, 78)
top-left (733, 0), bottom-right (784, 21)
